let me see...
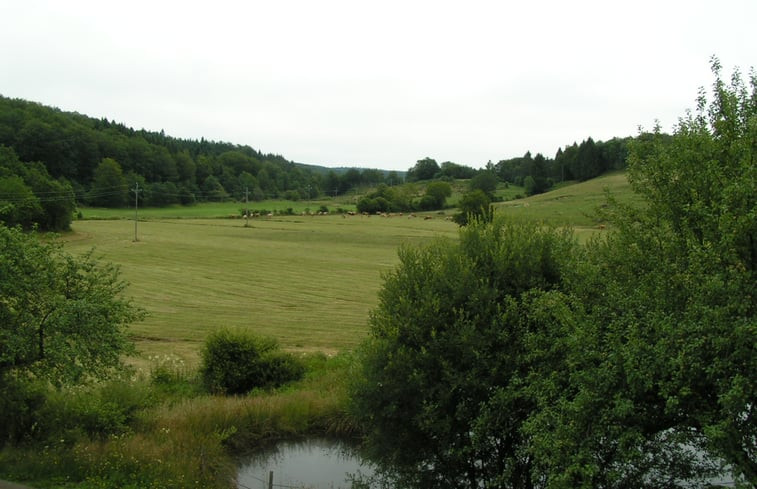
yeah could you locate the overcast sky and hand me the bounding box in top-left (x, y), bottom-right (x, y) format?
top-left (1, 0), bottom-right (754, 171)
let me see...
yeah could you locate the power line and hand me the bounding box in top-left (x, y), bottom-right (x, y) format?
top-left (131, 182), bottom-right (141, 242)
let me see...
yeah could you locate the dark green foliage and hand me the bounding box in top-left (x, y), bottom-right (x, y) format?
top-left (495, 138), bottom-right (631, 189)
top-left (0, 175), bottom-right (42, 228)
top-left (406, 157), bottom-right (440, 181)
top-left (24, 171), bottom-right (75, 230)
top-left (530, 58), bottom-right (756, 487)
top-left (88, 157), bottom-right (127, 207)
top-left (200, 329), bottom-right (305, 395)
top-left (439, 161), bottom-right (477, 179)
top-left (352, 61), bottom-right (755, 489)
top-left (0, 374), bottom-right (46, 445)
top-left (0, 95), bottom-right (330, 208)
top-left (201, 175), bottom-right (229, 202)
top-left (356, 183), bottom-right (413, 213)
top-left (468, 170), bottom-right (498, 197)
top-left (351, 218), bottom-right (576, 488)
top-left (0, 145), bottom-right (75, 230)
top-left (356, 196), bottom-right (388, 214)
top-left (453, 189), bottom-right (492, 225)
top-left (0, 226), bottom-right (145, 446)
top-left (420, 181), bottom-right (452, 210)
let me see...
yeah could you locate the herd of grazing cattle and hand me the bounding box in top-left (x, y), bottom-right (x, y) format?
top-left (239, 210), bottom-right (455, 221)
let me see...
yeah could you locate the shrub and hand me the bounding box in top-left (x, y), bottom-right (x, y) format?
top-left (0, 374), bottom-right (46, 446)
top-left (35, 380), bottom-right (154, 442)
top-left (263, 351), bottom-right (306, 386)
top-left (200, 329), bottom-right (304, 395)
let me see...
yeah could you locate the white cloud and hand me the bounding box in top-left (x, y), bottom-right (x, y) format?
top-left (1, 0), bottom-right (755, 170)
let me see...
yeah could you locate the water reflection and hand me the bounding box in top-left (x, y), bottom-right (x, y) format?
top-left (237, 438), bottom-right (375, 489)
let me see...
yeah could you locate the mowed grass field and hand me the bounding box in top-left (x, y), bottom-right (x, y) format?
top-left (63, 213), bottom-right (460, 365)
top-left (63, 172), bottom-right (636, 366)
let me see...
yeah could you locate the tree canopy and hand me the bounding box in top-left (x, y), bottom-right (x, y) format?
top-left (453, 189), bottom-right (492, 226)
top-left (0, 96), bottom-right (404, 220)
top-left (351, 218), bottom-right (576, 488)
top-left (350, 60), bottom-right (756, 488)
top-left (0, 226), bottom-right (143, 386)
top-left (0, 145), bottom-right (75, 231)
top-left (406, 157), bottom-right (441, 182)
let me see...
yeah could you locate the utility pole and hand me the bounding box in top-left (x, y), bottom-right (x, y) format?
top-left (132, 182), bottom-right (141, 242)
top-left (244, 187), bottom-right (249, 227)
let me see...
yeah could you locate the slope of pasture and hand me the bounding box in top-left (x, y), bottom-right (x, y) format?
top-left (64, 215), bottom-right (459, 362)
top-left (495, 172), bottom-right (640, 231)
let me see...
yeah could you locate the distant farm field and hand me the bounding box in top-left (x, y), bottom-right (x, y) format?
top-left (64, 214), bottom-right (460, 364)
top-left (63, 172), bottom-right (635, 365)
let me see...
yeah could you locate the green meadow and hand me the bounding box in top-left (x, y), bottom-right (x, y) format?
top-left (64, 172), bottom-right (634, 365)
top-left (494, 171), bottom-right (642, 226)
top-left (64, 213), bottom-right (459, 364)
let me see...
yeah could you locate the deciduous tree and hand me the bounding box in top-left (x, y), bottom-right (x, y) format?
top-left (350, 218), bottom-right (576, 488)
top-left (528, 58), bottom-right (757, 487)
top-left (453, 189), bottom-right (492, 226)
top-left (88, 158), bottom-right (127, 207)
top-left (420, 181), bottom-right (452, 210)
top-left (0, 226), bottom-right (143, 386)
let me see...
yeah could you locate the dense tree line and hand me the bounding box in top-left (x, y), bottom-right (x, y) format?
top-left (494, 137), bottom-right (632, 195)
top-left (0, 145), bottom-right (75, 231)
top-left (405, 137), bottom-right (631, 204)
top-left (351, 61), bottom-right (756, 488)
top-left (1, 94), bottom-right (635, 230)
top-left (0, 96), bottom-right (402, 228)
top-left (406, 157), bottom-right (479, 182)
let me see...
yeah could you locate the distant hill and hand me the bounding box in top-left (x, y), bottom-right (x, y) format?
top-left (0, 95), bottom-right (403, 209)
top-left (1, 94), bottom-right (637, 232)
top-left (294, 162), bottom-right (406, 178)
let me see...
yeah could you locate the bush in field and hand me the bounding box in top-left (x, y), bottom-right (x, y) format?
top-left (200, 329), bottom-right (304, 395)
top-left (453, 189), bottom-right (493, 226)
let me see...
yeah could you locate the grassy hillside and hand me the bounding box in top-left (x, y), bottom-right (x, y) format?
top-left (495, 172), bottom-right (640, 228)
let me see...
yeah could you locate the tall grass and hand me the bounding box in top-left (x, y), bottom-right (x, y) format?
top-left (0, 353), bottom-right (356, 489)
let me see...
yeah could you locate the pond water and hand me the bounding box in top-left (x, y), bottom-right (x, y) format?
top-left (237, 438), bottom-right (377, 489)
top-left (237, 438), bottom-right (738, 489)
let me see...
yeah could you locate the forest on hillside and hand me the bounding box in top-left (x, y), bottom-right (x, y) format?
top-left (1, 95), bottom-right (634, 230)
